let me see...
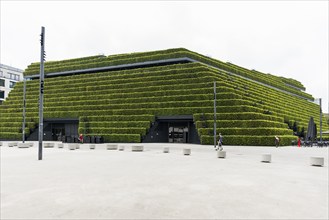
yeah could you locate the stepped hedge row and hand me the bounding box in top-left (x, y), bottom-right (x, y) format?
top-left (23, 48), bottom-right (312, 100)
top-left (1, 49), bottom-right (326, 145)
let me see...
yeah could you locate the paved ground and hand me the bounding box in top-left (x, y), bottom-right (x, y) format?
top-left (1, 142), bottom-right (328, 220)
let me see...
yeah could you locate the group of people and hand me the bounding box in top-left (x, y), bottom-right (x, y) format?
top-left (216, 134), bottom-right (283, 148)
top-left (79, 132), bottom-right (291, 148)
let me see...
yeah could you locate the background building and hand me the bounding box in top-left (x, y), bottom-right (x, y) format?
top-left (0, 64), bottom-right (23, 104)
top-left (0, 48), bottom-right (328, 144)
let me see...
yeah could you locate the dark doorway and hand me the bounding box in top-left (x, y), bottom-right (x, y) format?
top-left (168, 123), bottom-right (188, 143)
top-left (143, 115), bottom-right (200, 144)
top-left (51, 125), bottom-right (65, 141)
top-left (43, 118), bottom-right (79, 142)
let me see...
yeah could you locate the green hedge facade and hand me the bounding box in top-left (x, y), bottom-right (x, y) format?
top-left (0, 48), bottom-right (327, 146)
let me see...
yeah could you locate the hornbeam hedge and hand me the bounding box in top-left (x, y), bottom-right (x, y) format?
top-left (1, 48), bottom-right (326, 145)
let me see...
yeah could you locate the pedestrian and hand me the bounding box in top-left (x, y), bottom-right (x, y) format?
top-left (275, 136), bottom-right (280, 148)
top-left (216, 133), bottom-right (223, 151)
top-left (79, 133), bottom-right (84, 144)
top-left (297, 137), bottom-right (301, 148)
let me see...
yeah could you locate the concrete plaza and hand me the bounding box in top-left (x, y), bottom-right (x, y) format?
top-left (1, 142), bottom-right (328, 219)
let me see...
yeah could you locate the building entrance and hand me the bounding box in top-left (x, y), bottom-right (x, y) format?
top-left (42, 118), bottom-right (79, 142)
top-left (168, 123), bottom-right (188, 143)
top-left (52, 126), bottom-right (65, 141)
top-left (142, 115), bottom-right (200, 144)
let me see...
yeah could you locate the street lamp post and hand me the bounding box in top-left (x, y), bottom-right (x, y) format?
top-left (319, 98), bottom-right (322, 142)
top-left (38, 26), bottom-right (45, 160)
top-left (214, 81), bottom-right (217, 148)
top-left (22, 77), bottom-right (26, 143)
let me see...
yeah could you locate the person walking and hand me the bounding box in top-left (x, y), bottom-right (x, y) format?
top-left (275, 136), bottom-right (280, 148)
top-left (79, 133), bottom-right (84, 144)
top-left (297, 137), bottom-right (301, 148)
top-left (216, 133), bottom-right (223, 151)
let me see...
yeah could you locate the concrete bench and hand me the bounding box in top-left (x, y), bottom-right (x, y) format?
top-left (57, 143), bottom-right (64, 148)
top-left (217, 151), bottom-right (226, 158)
top-left (132, 145), bottom-right (144, 152)
top-left (183, 148), bottom-right (191, 155)
top-left (0, 141), bottom-right (2, 146)
top-left (163, 147), bottom-right (170, 153)
top-left (310, 157), bottom-right (324, 167)
top-left (8, 142), bottom-right (18, 147)
top-left (89, 144), bottom-right (95, 150)
top-left (107, 144), bottom-right (118, 150)
top-left (44, 143), bottom-right (55, 148)
top-left (28, 143), bottom-right (34, 147)
top-left (261, 154), bottom-right (271, 163)
top-left (68, 144), bottom-right (79, 150)
top-left (18, 143), bottom-right (30, 148)
top-left (118, 145), bottom-right (125, 151)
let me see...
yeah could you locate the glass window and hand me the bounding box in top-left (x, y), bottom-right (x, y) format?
top-left (0, 79), bottom-right (4, 87)
top-left (8, 73), bottom-right (19, 80)
top-left (0, 91), bottom-right (4, 99)
top-left (9, 81), bottom-right (16, 88)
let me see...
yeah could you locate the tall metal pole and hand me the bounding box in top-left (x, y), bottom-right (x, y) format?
top-left (22, 77), bottom-right (26, 143)
top-left (38, 26), bottom-right (45, 160)
top-left (320, 98), bottom-right (322, 142)
top-left (214, 81), bottom-right (217, 148)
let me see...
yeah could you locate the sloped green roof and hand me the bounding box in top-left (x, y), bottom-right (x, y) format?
top-left (1, 48), bottom-right (327, 145)
top-left (24, 48), bottom-right (311, 100)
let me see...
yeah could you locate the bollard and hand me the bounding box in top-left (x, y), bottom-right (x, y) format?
top-left (310, 157), bottom-right (324, 167)
top-left (8, 142), bottom-right (18, 147)
top-left (18, 143), bottom-right (30, 148)
top-left (183, 148), bottom-right (191, 155)
top-left (261, 154), bottom-right (271, 163)
top-left (107, 144), bottom-right (118, 150)
top-left (89, 144), bottom-right (95, 150)
top-left (217, 151), bottom-right (226, 158)
top-left (68, 144), bottom-right (78, 150)
top-left (132, 145), bottom-right (144, 152)
top-left (44, 143), bottom-right (55, 148)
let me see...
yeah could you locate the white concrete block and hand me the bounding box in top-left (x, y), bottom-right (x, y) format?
top-left (68, 144), bottom-right (78, 150)
top-left (107, 144), bottom-right (118, 150)
top-left (310, 157), bottom-right (324, 167)
top-left (0, 141), bottom-right (2, 146)
top-left (8, 142), bottom-right (17, 147)
top-left (89, 144), bottom-right (95, 150)
top-left (8, 142), bottom-right (18, 147)
top-left (28, 143), bottom-right (34, 147)
top-left (132, 145), bottom-right (144, 152)
top-left (57, 143), bottom-right (64, 148)
top-left (118, 145), bottom-right (125, 151)
top-left (44, 143), bottom-right (55, 148)
top-left (18, 143), bottom-right (30, 148)
top-left (261, 154), bottom-right (271, 163)
top-left (163, 147), bottom-right (170, 153)
top-left (217, 151), bottom-right (226, 158)
top-left (183, 148), bottom-right (191, 155)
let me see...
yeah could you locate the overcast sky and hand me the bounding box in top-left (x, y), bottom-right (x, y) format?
top-left (1, 1), bottom-right (328, 112)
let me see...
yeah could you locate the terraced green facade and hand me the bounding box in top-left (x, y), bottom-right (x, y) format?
top-left (0, 48), bottom-right (327, 145)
